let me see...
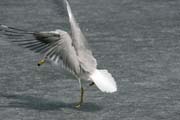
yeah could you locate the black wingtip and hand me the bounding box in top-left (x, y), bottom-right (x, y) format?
top-left (0, 24), bottom-right (34, 34)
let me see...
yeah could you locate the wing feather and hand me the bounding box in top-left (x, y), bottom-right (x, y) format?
top-left (34, 31), bottom-right (81, 75)
top-left (64, 0), bottom-right (97, 73)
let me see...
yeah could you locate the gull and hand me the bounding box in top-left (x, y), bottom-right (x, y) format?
top-left (0, 0), bottom-right (117, 108)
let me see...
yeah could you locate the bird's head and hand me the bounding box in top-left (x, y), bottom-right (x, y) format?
top-left (51, 29), bottom-right (68, 36)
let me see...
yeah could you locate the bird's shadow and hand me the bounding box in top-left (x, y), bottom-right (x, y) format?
top-left (0, 93), bottom-right (102, 112)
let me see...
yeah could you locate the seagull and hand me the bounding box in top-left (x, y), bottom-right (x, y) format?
top-left (0, 0), bottom-right (117, 108)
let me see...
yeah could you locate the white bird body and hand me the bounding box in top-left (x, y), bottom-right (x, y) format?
top-left (45, 29), bottom-right (117, 93)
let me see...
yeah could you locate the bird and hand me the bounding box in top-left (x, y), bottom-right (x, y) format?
top-left (0, 0), bottom-right (117, 108)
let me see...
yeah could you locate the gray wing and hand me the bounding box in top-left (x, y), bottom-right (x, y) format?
top-left (40, 31), bottom-right (80, 75)
top-left (0, 25), bottom-right (80, 75)
top-left (64, 0), bottom-right (97, 73)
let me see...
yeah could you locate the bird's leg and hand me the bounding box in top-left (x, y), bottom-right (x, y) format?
top-left (75, 79), bottom-right (84, 108)
top-left (75, 87), bottom-right (84, 108)
top-left (37, 59), bottom-right (46, 66)
top-left (89, 82), bottom-right (95, 86)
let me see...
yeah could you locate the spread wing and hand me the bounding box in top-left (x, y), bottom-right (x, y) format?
top-left (0, 24), bottom-right (80, 75)
top-left (64, 0), bottom-right (97, 72)
top-left (35, 30), bottom-right (80, 75)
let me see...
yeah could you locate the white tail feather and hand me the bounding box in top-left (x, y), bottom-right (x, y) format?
top-left (90, 69), bottom-right (117, 93)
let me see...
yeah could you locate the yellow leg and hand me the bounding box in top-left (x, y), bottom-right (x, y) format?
top-left (37, 59), bottom-right (46, 66)
top-left (75, 87), bottom-right (84, 108)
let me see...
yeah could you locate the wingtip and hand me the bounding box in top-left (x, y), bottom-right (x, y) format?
top-left (0, 24), bottom-right (34, 34)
